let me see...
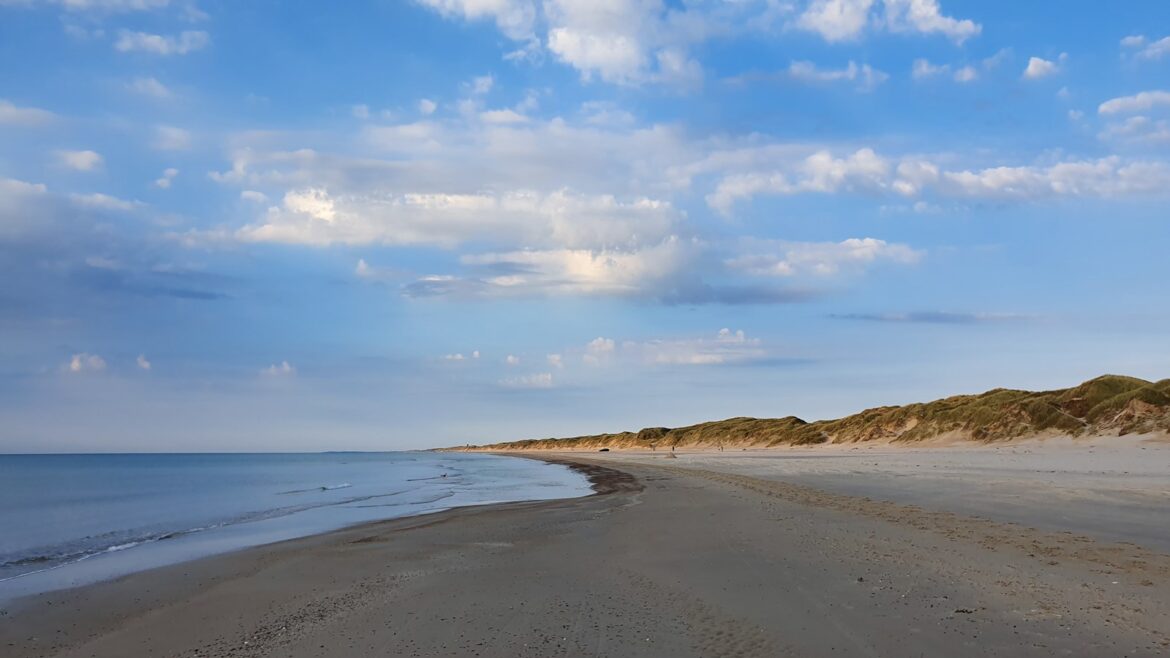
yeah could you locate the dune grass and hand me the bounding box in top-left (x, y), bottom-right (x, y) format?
top-left (456, 375), bottom-right (1170, 451)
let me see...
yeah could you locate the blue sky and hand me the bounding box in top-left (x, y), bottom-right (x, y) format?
top-left (2, 0), bottom-right (1169, 452)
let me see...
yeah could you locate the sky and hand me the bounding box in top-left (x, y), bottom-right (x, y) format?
top-left (1, 0), bottom-right (1169, 452)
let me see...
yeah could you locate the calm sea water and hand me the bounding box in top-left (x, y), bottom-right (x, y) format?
top-left (0, 452), bottom-right (591, 601)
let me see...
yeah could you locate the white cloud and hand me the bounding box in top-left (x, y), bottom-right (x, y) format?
top-left (1121, 35), bottom-right (1146, 48)
top-left (126, 76), bottom-right (172, 99)
top-left (1122, 34), bottom-right (1170, 61)
top-left (952, 65), bottom-right (977, 83)
top-left (240, 190), bottom-right (268, 203)
top-left (114, 30), bottom-right (209, 55)
top-left (154, 167), bottom-right (179, 188)
top-left (443, 353), bottom-right (467, 361)
top-left (415, 0), bottom-right (537, 40)
top-left (136, 354), bottom-right (152, 370)
top-left (708, 148), bottom-right (891, 214)
top-left (1098, 116), bottom-right (1170, 145)
top-left (238, 188), bottom-right (678, 250)
top-left (882, 0), bottom-right (980, 43)
top-left (583, 336), bottom-right (615, 365)
top-left (727, 238), bottom-right (922, 277)
top-left (467, 74), bottom-right (494, 95)
top-left (0, 99), bottom-right (55, 125)
top-left (505, 354), bottom-right (520, 365)
top-left (797, 0), bottom-right (978, 43)
top-left (261, 361), bottom-right (296, 377)
top-left (547, 353), bottom-right (564, 368)
top-left (796, 0), bottom-right (874, 42)
top-left (543, 0), bottom-right (704, 86)
top-left (939, 158), bottom-right (1170, 199)
top-left (708, 147), bottom-right (1170, 211)
top-left (480, 108), bottom-right (529, 124)
top-left (70, 192), bottom-right (140, 211)
top-left (418, 98), bottom-right (437, 115)
top-left (1098, 90), bottom-right (1170, 115)
top-left (0, 177), bottom-right (48, 199)
top-left (58, 150), bottom-right (104, 171)
top-left (584, 328), bottom-right (767, 367)
top-left (153, 125), bottom-right (192, 150)
top-left (499, 372), bottom-right (553, 388)
top-left (786, 60), bottom-right (888, 90)
top-left (911, 58), bottom-right (948, 79)
top-left (66, 353), bottom-right (106, 373)
top-left (351, 104), bottom-right (370, 120)
top-left (1022, 55), bottom-right (1063, 80)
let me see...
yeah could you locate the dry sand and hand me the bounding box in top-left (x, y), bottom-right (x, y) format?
top-left (2, 451), bottom-right (1169, 657)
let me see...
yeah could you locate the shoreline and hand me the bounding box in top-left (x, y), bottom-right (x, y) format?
top-left (4, 452), bottom-right (1169, 656)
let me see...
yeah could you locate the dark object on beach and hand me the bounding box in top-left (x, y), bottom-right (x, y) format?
top-left (598, 448), bottom-right (610, 452)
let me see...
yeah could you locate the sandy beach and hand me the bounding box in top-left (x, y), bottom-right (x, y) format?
top-left (3, 445), bottom-right (1169, 657)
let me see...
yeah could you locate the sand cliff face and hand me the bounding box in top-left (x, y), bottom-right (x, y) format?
top-left (452, 375), bottom-right (1170, 451)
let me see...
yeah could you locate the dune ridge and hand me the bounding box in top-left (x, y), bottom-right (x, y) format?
top-left (452, 374), bottom-right (1170, 451)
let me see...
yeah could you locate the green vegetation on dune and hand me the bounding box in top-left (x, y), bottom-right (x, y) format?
top-left (453, 375), bottom-right (1170, 451)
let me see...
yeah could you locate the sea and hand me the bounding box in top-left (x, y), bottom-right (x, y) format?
top-left (0, 452), bottom-right (591, 602)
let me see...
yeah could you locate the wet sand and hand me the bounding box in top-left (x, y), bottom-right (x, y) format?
top-left (2, 454), bottom-right (1169, 657)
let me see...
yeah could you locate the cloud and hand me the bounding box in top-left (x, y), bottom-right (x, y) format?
top-left (415, 0), bottom-right (536, 40)
top-left (499, 372), bottom-right (553, 388)
top-left (69, 192), bottom-right (141, 211)
top-left (153, 125), bottom-right (192, 150)
top-left (881, 0), bottom-right (980, 43)
top-left (576, 328), bottom-right (768, 367)
top-left (126, 76), bottom-right (172, 99)
top-left (797, 0), bottom-right (978, 43)
top-left (1098, 90), bottom-right (1170, 115)
top-left (727, 238), bottom-right (921, 277)
top-left (543, 0), bottom-right (703, 86)
top-left (911, 58), bottom-right (947, 79)
top-left (547, 353), bottom-right (564, 368)
top-left (1098, 116), bottom-right (1170, 145)
top-left (0, 99), bottom-right (55, 125)
top-left (505, 354), bottom-right (520, 365)
top-left (1122, 34), bottom-right (1170, 61)
top-left (155, 167), bottom-right (179, 188)
top-left (237, 188), bottom-right (678, 250)
top-left (0, 177), bottom-right (48, 200)
top-left (1022, 55), bottom-right (1063, 80)
top-left (796, 0), bottom-right (874, 42)
top-left (240, 190), bottom-right (268, 203)
top-left (583, 336), bottom-right (615, 365)
top-left (418, 98), bottom-right (438, 115)
top-left (413, 0), bottom-right (760, 87)
top-left (66, 353), bottom-right (106, 373)
top-left (708, 148), bottom-right (891, 214)
top-left (783, 60), bottom-right (888, 90)
top-left (707, 148), bottom-right (1170, 212)
top-left (952, 65), bottom-right (977, 83)
top-left (58, 150), bottom-right (104, 171)
top-left (402, 237), bottom-right (725, 302)
top-left (136, 354), bottom-right (152, 370)
top-left (114, 30), bottom-right (209, 55)
top-left (261, 360), bottom-right (296, 377)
